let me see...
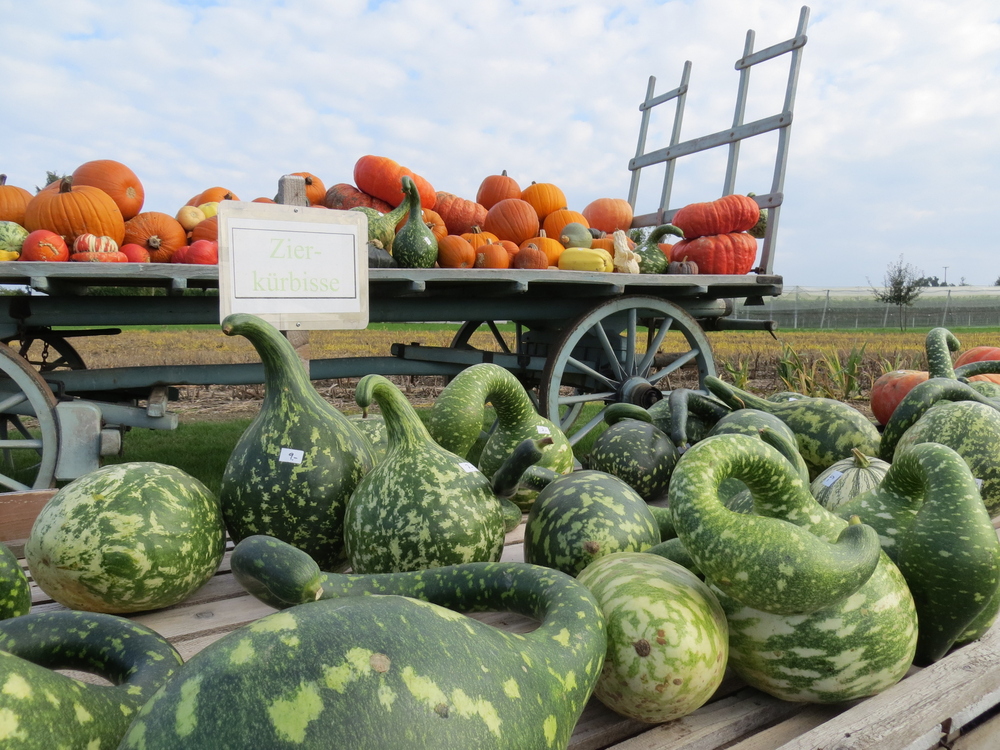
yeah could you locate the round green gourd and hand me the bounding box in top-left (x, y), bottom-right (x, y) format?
top-left (131, 536), bottom-right (608, 750)
top-left (344, 374), bottom-right (505, 573)
top-left (584, 409), bottom-right (678, 502)
top-left (0, 543), bottom-right (30, 620)
top-left (219, 313), bottom-right (375, 570)
top-left (810, 448), bottom-right (890, 510)
top-left (0, 221), bottom-right (28, 257)
top-left (558, 221), bottom-right (593, 248)
top-left (26, 461), bottom-right (225, 613)
top-left (576, 552), bottom-right (728, 723)
top-left (0, 610), bottom-right (182, 750)
top-left (392, 175), bottom-right (438, 268)
top-left (523, 470), bottom-right (661, 577)
top-left (632, 224), bottom-right (684, 275)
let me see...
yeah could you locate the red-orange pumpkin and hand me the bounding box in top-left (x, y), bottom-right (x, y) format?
top-left (123, 212), bottom-right (188, 263)
top-left (71, 160), bottom-right (145, 220)
top-left (72, 233), bottom-right (119, 254)
top-left (353, 155), bottom-right (436, 210)
top-left (289, 172), bottom-right (327, 206)
top-left (582, 197), bottom-right (633, 234)
top-left (433, 192), bottom-right (488, 236)
top-left (18, 230), bottom-right (69, 262)
top-left (669, 232), bottom-right (757, 275)
top-left (23, 178), bottom-right (125, 246)
top-left (869, 370), bottom-right (930, 426)
top-left (120, 243), bottom-right (151, 262)
top-left (184, 239), bottom-right (219, 265)
top-left (521, 182), bottom-right (567, 221)
top-left (436, 235), bottom-right (476, 268)
top-left (955, 346), bottom-right (1000, 367)
top-left (70, 251), bottom-right (129, 262)
top-left (190, 215), bottom-right (219, 243)
top-left (476, 170), bottom-right (521, 210)
top-left (323, 183), bottom-right (393, 213)
top-left (672, 194), bottom-right (759, 240)
top-left (0, 174), bottom-right (33, 225)
top-left (512, 242), bottom-right (548, 269)
top-left (192, 187), bottom-right (240, 205)
top-left (483, 199), bottom-right (539, 246)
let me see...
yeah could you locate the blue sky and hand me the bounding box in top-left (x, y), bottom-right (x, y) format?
top-left (2, 0), bottom-right (998, 287)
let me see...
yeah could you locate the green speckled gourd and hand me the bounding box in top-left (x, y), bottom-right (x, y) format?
top-left (219, 313), bottom-right (375, 570)
top-left (584, 405), bottom-right (678, 502)
top-left (711, 422), bottom-right (810, 515)
top-left (704, 376), bottom-right (880, 479)
top-left (835, 442), bottom-right (1000, 664)
top-left (810, 449), bottom-right (890, 510)
top-left (878, 377), bottom-right (1000, 515)
top-left (26, 462), bottom-right (225, 613)
top-left (523, 469), bottom-right (661, 577)
top-left (646, 392), bottom-right (725, 447)
top-left (0, 544), bottom-right (29, 620)
top-left (392, 175), bottom-right (438, 268)
top-left (924, 327), bottom-right (1000, 397)
top-left (669, 433), bottom-right (917, 702)
top-left (351, 194), bottom-right (411, 254)
top-left (663, 388), bottom-right (732, 449)
top-left (425, 363), bottom-right (574, 510)
top-left (576, 552), bottom-right (727, 723)
top-left (344, 374), bottom-right (506, 573)
top-left (127, 534), bottom-right (607, 750)
top-left (0, 610), bottom-right (182, 750)
top-left (348, 411), bottom-right (389, 462)
top-left (633, 224), bottom-right (684, 274)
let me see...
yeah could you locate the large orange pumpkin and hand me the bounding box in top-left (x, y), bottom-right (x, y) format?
top-left (353, 155), bottom-right (436, 210)
top-left (869, 370), bottom-right (930, 426)
top-left (582, 197), bottom-right (633, 234)
top-left (955, 346), bottom-right (1000, 367)
top-left (541, 209), bottom-right (588, 242)
top-left (123, 212), bottom-right (188, 263)
top-left (521, 182), bottom-right (567, 221)
top-left (476, 170), bottom-right (521, 210)
top-left (23, 178), bottom-right (125, 246)
top-left (190, 216), bottom-right (219, 243)
top-left (483, 199), bottom-right (539, 246)
top-left (0, 174), bottom-right (33, 225)
top-left (324, 183), bottom-right (393, 213)
top-left (670, 232), bottom-right (757, 274)
top-left (672, 194), bottom-right (759, 240)
top-left (71, 160), bottom-right (145, 220)
top-left (436, 235), bottom-right (476, 268)
top-left (433, 192), bottom-right (487, 236)
top-left (289, 172), bottom-right (327, 206)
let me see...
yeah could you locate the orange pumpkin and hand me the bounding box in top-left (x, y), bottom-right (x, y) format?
top-left (23, 178), bottom-right (125, 246)
top-left (18, 230), bottom-right (69, 262)
top-left (521, 182), bottom-right (567, 221)
top-left (483, 198), bottom-right (539, 246)
top-left (542, 209), bottom-right (588, 242)
top-left (289, 172), bottom-right (327, 205)
top-left (520, 230), bottom-right (564, 265)
top-left (0, 174), bottom-right (34, 225)
top-left (353, 155), bottom-right (436, 210)
top-left (252, 197), bottom-right (277, 204)
top-left (191, 215), bottom-right (219, 243)
top-left (436, 235), bottom-right (476, 268)
top-left (672, 194), bottom-right (759, 240)
top-left (434, 192), bottom-right (488, 236)
top-left (461, 227), bottom-right (499, 250)
top-left (476, 170), bottom-right (521, 210)
top-left (498, 239), bottom-right (520, 262)
top-left (324, 183), bottom-right (393, 213)
top-left (71, 160), bottom-right (145, 220)
top-left (512, 242), bottom-right (548, 269)
top-left (582, 197), bottom-right (633, 234)
top-left (123, 212), bottom-right (188, 263)
top-left (955, 346), bottom-right (1000, 367)
top-left (120, 243), bottom-right (151, 262)
top-left (474, 240), bottom-right (510, 269)
top-left (189, 187), bottom-right (240, 205)
top-left (670, 232), bottom-right (757, 275)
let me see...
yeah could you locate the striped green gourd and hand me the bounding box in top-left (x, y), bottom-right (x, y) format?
top-left (669, 433), bottom-right (917, 702)
top-left (810, 448), bottom-right (890, 510)
top-left (576, 552), bottom-right (727, 723)
top-left (523, 469), bottom-right (661, 577)
top-left (0, 543), bottom-right (30, 620)
top-left (344, 374), bottom-right (506, 573)
top-left (878, 377), bottom-right (1000, 515)
top-left (219, 313), bottom-right (375, 570)
top-left (921, 326), bottom-right (1000, 396)
top-left (392, 175), bottom-right (438, 268)
top-left (424, 363), bottom-right (574, 510)
top-left (350, 190), bottom-right (411, 253)
top-left (25, 462), bottom-right (225, 613)
top-left (583, 404), bottom-right (678, 502)
top-left (0, 610), bottom-right (182, 750)
top-left (835, 442), bottom-right (1000, 664)
top-left (122, 535), bottom-right (607, 750)
top-left (348, 411), bottom-right (389, 462)
top-left (704, 376), bottom-right (880, 479)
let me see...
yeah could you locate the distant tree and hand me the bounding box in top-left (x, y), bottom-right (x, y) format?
top-left (995, 275), bottom-right (1000, 286)
top-left (914, 275), bottom-right (946, 287)
top-left (870, 255), bottom-right (923, 331)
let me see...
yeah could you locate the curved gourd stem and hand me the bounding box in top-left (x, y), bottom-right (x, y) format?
top-left (602, 402), bottom-right (653, 426)
top-left (668, 387), bottom-right (731, 448)
top-left (757, 426), bottom-right (811, 486)
top-left (878, 378), bottom-right (1000, 460)
top-left (668, 433), bottom-right (881, 615)
top-left (924, 327), bottom-right (960, 379)
top-left (956, 360), bottom-right (1000, 379)
top-left (355, 373), bottom-right (434, 452)
top-left (836, 442), bottom-right (1000, 664)
top-left (491, 437), bottom-right (550, 498)
top-left (703, 376), bottom-right (774, 412)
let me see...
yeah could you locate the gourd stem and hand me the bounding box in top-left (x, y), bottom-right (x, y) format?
top-left (703, 376), bottom-right (772, 412)
top-left (925, 327), bottom-right (960, 379)
top-left (355, 374), bottom-right (433, 451)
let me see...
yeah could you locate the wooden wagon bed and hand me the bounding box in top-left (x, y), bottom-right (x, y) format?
top-left (4, 489), bottom-right (1000, 750)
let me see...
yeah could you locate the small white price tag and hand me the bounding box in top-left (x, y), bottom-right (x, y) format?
top-left (279, 448), bottom-right (305, 464)
top-left (536, 425), bottom-right (552, 435)
top-left (822, 470), bottom-right (844, 487)
top-left (458, 462), bottom-right (479, 473)
top-left (975, 477), bottom-right (984, 490)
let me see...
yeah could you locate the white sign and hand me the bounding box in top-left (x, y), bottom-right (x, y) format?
top-left (279, 448), bottom-right (305, 464)
top-left (217, 201), bottom-right (369, 330)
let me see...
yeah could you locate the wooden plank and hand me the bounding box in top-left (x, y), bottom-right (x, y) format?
top-left (774, 626), bottom-right (1000, 750)
top-left (952, 707), bottom-right (1000, 750)
top-left (723, 704), bottom-right (845, 750)
top-left (606, 688), bottom-right (803, 750)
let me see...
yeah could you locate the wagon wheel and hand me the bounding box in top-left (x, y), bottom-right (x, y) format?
top-left (0, 343), bottom-right (60, 490)
top-left (0, 330), bottom-right (86, 373)
top-left (538, 296), bottom-right (717, 444)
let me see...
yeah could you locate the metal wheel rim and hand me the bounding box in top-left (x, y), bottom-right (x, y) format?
top-left (538, 295), bottom-right (716, 444)
top-left (0, 344), bottom-right (60, 490)
top-left (0, 331), bottom-right (87, 373)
